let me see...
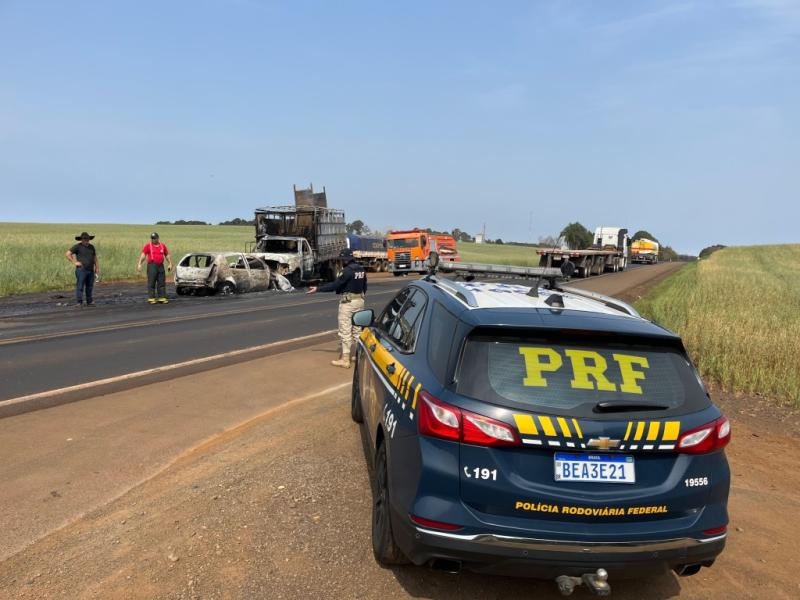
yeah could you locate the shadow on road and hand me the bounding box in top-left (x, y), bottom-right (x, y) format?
top-left (391, 564), bottom-right (682, 599)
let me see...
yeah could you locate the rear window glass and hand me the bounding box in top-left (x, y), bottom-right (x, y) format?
top-left (427, 301), bottom-right (459, 383)
top-left (456, 334), bottom-right (708, 418)
top-left (388, 238), bottom-right (419, 248)
top-left (180, 255), bottom-right (213, 268)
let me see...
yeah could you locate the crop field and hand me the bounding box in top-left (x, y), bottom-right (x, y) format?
top-left (0, 223), bottom-right (254, 296)
top-left (635, 245), bottom-right (800, 406)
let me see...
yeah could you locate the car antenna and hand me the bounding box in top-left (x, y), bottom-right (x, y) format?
top-left (424, 251), bottom-right (441, 281)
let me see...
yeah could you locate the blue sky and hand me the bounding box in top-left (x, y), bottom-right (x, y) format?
top-left (1, 0), bottom-right (797, 254)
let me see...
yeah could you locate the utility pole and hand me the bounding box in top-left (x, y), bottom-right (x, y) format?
top-left (529, 211), bottom-right (533, 244)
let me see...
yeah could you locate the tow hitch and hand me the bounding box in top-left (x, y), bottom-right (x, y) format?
top-left (555, 569), bottom-right (611, 596)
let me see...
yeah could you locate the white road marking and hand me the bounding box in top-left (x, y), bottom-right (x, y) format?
top-left (0, 329), bottom-right (337, 410)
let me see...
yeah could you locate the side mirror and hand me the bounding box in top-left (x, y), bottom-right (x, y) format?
top-left (352, 309), bottom-right (374, 327)
top-left (428, 251), bottom-right (440, 270)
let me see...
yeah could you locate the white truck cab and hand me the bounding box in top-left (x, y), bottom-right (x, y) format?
top-left (594, 227), bottom-right (629, 256)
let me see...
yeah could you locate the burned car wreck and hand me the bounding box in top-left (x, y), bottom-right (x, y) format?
top-left (175, 252), bottom-right (272, 296)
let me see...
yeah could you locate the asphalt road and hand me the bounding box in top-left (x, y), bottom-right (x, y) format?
top-left (0, 279), bottom-right (406, 402)
top-left (0, 265), bottom-right (646, 403)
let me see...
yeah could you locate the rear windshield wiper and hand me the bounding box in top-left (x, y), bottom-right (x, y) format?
top-left (593, 401), bottom-right (670, 413)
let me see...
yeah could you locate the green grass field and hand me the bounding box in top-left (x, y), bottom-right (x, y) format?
top-left (0, 223), bottom-right (254, 296)
top-left (635, 245), bottom-right (800, 406)
top-left (457, 242), bottom-right (543, 266)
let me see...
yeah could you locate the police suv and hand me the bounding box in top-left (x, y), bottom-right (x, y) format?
top-left (350, 258), bottom-right (730, 595)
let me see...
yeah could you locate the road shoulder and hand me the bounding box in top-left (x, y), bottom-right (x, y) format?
top-left (0, 340), bottom-right (350, 562)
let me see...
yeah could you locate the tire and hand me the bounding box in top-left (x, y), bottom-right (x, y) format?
top-left (176, 286), bottom-right (188, 296)
top-left (372, 442), bottom-right (408, 566)
top-left (289, 270), bottom-right (303, 288)
top-left (393, 272), bottom-right (404, 277)
top-left (351, 359), bottom-right (364, 423)
top-left (217, 281), bottom-right (235, 296)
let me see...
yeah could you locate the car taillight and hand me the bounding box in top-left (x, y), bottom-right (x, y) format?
top-left (677, 416), bottom-right (731, 454)
top-left (418, 392), bottom-right (461, 441)
top-left (417, 391), bottom-right (520, 447)
top-left (702, 525), bottom-right (727, 536)
top-left (409, 514), bottom-right (463, 531)
top-left (462, 411), bottom-right (520, 446)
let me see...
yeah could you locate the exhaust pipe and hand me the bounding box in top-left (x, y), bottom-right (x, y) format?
top-left (675, 563), bottom-right (703, 577)
top-left (429, 558), bottom-right (462, 574)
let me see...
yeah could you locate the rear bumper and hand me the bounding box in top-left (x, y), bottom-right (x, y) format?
top-left (175, 280), bottom-right (211, 289)
top-left (390, 261), bottom-right (425, 273)
top-left (393, 512), bottom-right (726, 578)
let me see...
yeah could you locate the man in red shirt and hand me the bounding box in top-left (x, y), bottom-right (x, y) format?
top-left (136, 232), bottom-right (173, 304)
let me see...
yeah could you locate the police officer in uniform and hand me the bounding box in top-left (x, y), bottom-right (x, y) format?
top-left (307, 248), bottom-right (367, 368)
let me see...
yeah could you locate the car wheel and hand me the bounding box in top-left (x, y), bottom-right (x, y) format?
top-left (351, 359), bottom-right (364, 423)
top-left (372, 442), bottom-right (409, 566)
top-left (392, 272), bottom-right (403, 277)
top-left (217, 282), bottom-right (235, 296)
top-left (176, 286), bottom-right (188, 296)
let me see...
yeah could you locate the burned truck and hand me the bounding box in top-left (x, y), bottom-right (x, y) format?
top-left (253, 185), bottom-right (347, 285)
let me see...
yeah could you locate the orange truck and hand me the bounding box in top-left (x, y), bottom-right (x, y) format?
top-left (387, 229), bottom-right (460, 275)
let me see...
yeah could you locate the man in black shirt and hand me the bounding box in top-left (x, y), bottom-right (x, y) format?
top-left (66, 232), bottom-right (100, 306)
top-left (307, 248), bottom-right (367, 368)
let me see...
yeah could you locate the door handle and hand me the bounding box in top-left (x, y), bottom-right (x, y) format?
top-left (369, 344), bottom-right (376, 353)
top-left (386, 363), bottom-right (396, 375)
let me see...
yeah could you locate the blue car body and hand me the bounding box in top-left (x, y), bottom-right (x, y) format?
top-left (352, 278), bottom-right (730, 580)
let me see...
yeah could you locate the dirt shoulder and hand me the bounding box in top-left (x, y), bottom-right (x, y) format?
top-left (569, 261), bottom-right (684, 304)
top-left (0, 340), bottom-right (347, 563)
top-left (2, 385), bottom-right (798, 600)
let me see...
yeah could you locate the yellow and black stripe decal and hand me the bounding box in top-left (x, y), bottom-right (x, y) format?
top-left (512, 413), bottom-right (585, 448)
top-left (511, 412), bottom-right (681, 451)
top-left (359, 330), bottom-right (424, 421)
top-left (619, 420), bottom-right (681, 450)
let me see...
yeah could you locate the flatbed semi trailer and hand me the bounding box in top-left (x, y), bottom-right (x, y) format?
top-left (538, 226), bottom-right (629, 278)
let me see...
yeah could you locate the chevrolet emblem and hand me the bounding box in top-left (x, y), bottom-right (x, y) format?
top-left (587, 437), bottom-right (620, 450)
